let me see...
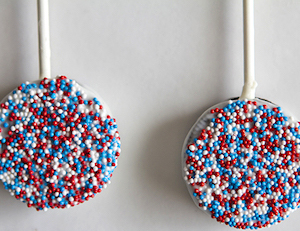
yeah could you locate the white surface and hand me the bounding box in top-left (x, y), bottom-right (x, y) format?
top-left (1, 0), bottom-right (300, 230)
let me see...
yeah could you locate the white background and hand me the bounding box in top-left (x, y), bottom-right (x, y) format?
top-left (0, 0), bottom-right (300, 230)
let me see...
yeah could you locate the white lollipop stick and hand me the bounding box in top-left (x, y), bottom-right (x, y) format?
top-left (240, 0), bottom-right (257, 100)
top-left (37, 0), bottom-right (51, 79)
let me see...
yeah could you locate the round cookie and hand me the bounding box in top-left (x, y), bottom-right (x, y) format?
top-left (182, 98), bottom-right (300, 229)
top-left (0, 76), bottom-right (121, 211)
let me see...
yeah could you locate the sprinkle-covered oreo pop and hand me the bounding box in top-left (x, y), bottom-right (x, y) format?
top-left (0, 76), bottom-right (121, 210)
top-left (0, 1), bottom-right (121, 211)
top-left (183, 98), bottom-right (300, 228)
top-left (182, 0), bottom-right (299, 229)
